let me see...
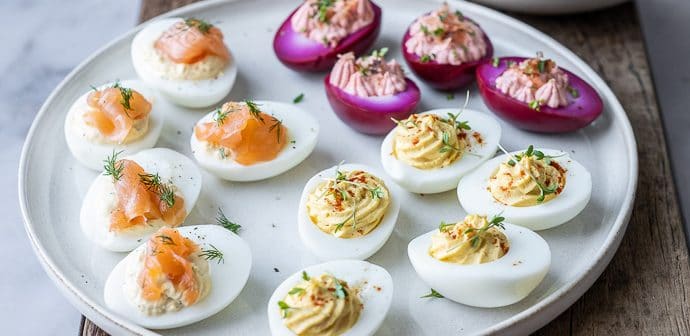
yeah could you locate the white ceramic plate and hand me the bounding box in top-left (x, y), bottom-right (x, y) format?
top-left (18, 0), bottom-right (637, 335)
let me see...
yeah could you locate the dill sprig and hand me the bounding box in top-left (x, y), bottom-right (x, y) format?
top-left (184, 17), bottom-right (213, 34)
top-left (158, 183), bottom-right (176, 208)
top-left (199, 244), bottom-right (224, 264)
top-left (463, 214), bottom-right (506, 248)
top-left (421, 288), bottom-right (444, 299)
top-left (103, 150), bottom-right (125, 181)
top-left (118, 86), bottom-right (133, 111)
top-left (156, 234), bottom-right (176, 245)
top-left (244, 100), bottom-right (264, 123)
top-left (213, 108), bottom-right (228, 126)
top-left (216, 207), bottom-right (241, 234)
top-left (269, 115), bottom-right (284, 143)
top-left (138, 172), bottom-right (176, 207)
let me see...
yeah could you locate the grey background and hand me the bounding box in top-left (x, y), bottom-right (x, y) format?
top-left (2, 1), bottom-right (139, 334)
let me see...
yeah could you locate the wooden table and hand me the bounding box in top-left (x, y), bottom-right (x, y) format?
top-left (81, 1), bottom-right (690, 335)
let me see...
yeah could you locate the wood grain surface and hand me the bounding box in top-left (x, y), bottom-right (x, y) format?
top-left (81, 1), bottom-right (690, 335)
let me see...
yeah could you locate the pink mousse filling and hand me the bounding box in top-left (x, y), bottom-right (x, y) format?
top-left (404, 3), bottom-right (487, 66)
top-left (329, 51), bottom-right (407, 97)
top-left (291, 0), bottom-right (374, 47)
top-left (495, 57), bottom-right (570, 108)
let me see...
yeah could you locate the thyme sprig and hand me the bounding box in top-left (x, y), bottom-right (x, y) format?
top-left (421, 288), bottom-right (444, 299)
top-left (103, 150), bottom-right (125, 181)
top-left (463, 214), bottom-right (506, 248)
top-left (199, 244), bottom-right (224, 264)
top-left (216, 207), bottom-right (241, 234)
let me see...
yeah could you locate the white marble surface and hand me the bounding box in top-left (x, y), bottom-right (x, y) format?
top-left (2, 0), bottom-right (139, 334)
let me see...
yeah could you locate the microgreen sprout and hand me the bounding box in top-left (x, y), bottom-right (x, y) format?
top-left (421, 288), bottom-right (444, 299)
top-left (463, 214), bottom-right (506, 248)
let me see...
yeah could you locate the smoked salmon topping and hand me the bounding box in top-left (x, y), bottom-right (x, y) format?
top-left (139, 227), bottom-right (201, 305)
top-left (194, 101), bottom-right (288, 166)
top-left (154, 18), bottom-right (230, 64)
top-left (108, 159), bottom-right (186, 231)
top-left (84, 84), bottom-right (152, 143)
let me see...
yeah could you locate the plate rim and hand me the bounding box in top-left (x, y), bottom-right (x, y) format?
top-left (17, 0), bottom-right (639, 335)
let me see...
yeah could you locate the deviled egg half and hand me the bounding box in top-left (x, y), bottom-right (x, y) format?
top-left (457, 146), bottom-right (592, 230)
top-left (64, 80), bottom-right (165, 170)
top-left (267, 260), bottom-right (393, 336)
top-left (381, 99), bottom-right (501, 194)
top-left (298, 163), bottom-right (401, 260)
top-left (408, 214), bottom-right (550, 307)
top-left (104, 225), bottom-right (252, 329)
top-left (131, 17), bottom-right (237, 108)
top-left (190, 100), bottom-right (319, 181)
top-left (80, 148), bottom-right (202, 251)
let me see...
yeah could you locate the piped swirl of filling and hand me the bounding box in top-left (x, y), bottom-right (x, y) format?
top-left (489, 152), bottom-right (566, 206)
top-left (109, 159), bottom-right (186, 232)
top-left (151, 18), bottom-right (230, 80)
top-left (392, 113), bottom-right (470, 169)
top-left (306, 169), bottom-right (390, 238)
top-left (429, 214), bottom-right (509, 265)
top-left (291, 0), bottom-right (374, 47)
top-left (404, 3), bottom-right (487, 65)
top-left (125, 227), bottom-right (210, 315)
top-left (280, 273), bottom-right (362, 336)
top-left (194, 101), bottom-right (288, 166)
top-left (84, 84), bottom-right (152, 144)
top-left (329, 51), bottom-right (407, 97)
top-left (495, 57), bottom-right (570, 109)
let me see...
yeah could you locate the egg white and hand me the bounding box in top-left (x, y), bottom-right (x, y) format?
top-left (457, 149), bottom-right (592, 231)
top-left (297, 164), bottom-right (400, 261)
top-left (104, 225), bottom-right (252, 329)
top-left (64, 79), bottom-right (165, 171)
top-left (131, 18), bottom-right (238, 108)
top-left (267, 260), bottom-right (393, 336)
top-left (190, 100), bottom-right (319, 181)
top-left (80, 148), bottom-right (203, 251)
top-left (380, 108), bottom-right (501, 194)
top-left (408, 223), bottom-right (550, 308)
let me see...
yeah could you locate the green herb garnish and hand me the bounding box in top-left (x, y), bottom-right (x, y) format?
top-left (302, 271), bottom-right (310, 281)
top-left (371, 47), bottom-right (389, 58)
top-left (463, 214), bottom-right (506, 248)
top-left (333, 276), bottom-right (348, 299)
top-left (244, 100), bottom-right (264, 123)
top-left (199, 244), bottom-right (224, 264)
top-left (213, 108), bottom-right (228, 126)
top-left (278, 301), bottom-right (292, 318)
top-left (216, 207), bottom-right (241, 234)
top-left (184, 17), bottom-right (213, 34)
top-left (567, 86), bottom-right (580, 98)
top-left (528, 99), bottom-right (542, 111)
top-left (438, 221), bottom-right (455, 232)
top-left (420, 54), bottom-right (433, 63)
top-left (421, 288), bottom-right (444, 299)
top-left (103, 150), bottom-right (124, 181)
top-left (269, 116), bottom-right (284, 143)
top-left (491, 57), bottom-right (500, 67)
top-left (156, 234), bottom-right (176, 245)
top-left (433, 27), bottom-right (445, 37)
top-left (288, 287), bottom-right (305, 295)
top-left (293, 93), bottom-right (304, 104)
top-left (317, 0), bottom-right (334, 23)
